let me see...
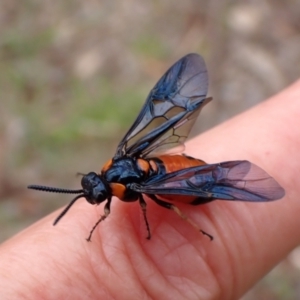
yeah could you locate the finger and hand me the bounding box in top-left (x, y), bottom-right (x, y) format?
top-left (183, 79), bottom-right (300, 298)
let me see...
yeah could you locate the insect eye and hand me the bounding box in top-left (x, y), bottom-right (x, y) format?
top-left (91, 185), bottom-right (107, 203)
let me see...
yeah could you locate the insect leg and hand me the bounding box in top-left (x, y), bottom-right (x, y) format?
top-left (86, 197), bottom-right (112, 242)
top-left (148, 195), bottom-right (213, 241)
top-left (139, 195), bottom-right (151, 240)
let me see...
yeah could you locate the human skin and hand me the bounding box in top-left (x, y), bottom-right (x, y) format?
top-left (0, 80), bottom-right (300, 300)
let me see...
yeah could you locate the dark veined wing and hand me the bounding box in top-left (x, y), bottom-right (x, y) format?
top-left (131, 161), bottom-right (285, 202)
top-left (114, 53), bottom-right (212, 159)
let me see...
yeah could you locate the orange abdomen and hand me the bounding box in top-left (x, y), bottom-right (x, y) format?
top-left (150, 155), bottom-right (206, 204)
top-left (155, 154), bottom-right (206, 173)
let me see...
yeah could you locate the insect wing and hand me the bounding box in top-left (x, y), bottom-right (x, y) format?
top-left (139, 98), bottom-right (211, 157)
top-left (131, 161), bottom-right (285, 202)
top-left (114, 53), bottom-right (211, 159)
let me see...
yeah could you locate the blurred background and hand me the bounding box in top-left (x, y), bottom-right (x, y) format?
top-left (0, 0), bottom-right (299, 298)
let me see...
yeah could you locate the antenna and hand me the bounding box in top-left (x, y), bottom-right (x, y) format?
top-left (27, 185), bottom-right (86, 225)
top-left (28, 185), bottom-right (84, 194)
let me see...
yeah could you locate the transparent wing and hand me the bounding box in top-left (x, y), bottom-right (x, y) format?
top-left (114, 53), bottom-right (211, 159)
top-left (131, 161), bottom-right (285, 202)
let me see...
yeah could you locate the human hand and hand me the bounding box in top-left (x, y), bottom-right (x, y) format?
top-left (1, 80), bottom-right (299, 300)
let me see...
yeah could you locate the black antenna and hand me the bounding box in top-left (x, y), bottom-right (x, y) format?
top-left (53, 194), bottom-right (85, 225)
top-left (28, 185), bottom-right (84, 194)
top-left (27, 185), bottom-right (86, 225)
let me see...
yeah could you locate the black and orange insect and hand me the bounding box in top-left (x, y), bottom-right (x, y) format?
top-left (28, 53), bottom-right (285, 241)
